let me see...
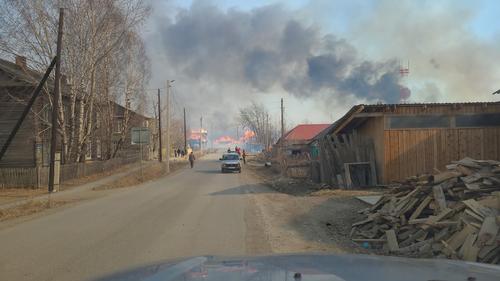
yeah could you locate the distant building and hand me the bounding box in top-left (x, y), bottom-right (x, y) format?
top-left (188, 128), bottom-right (207, 150)
top-left (276, 124), bottom-right (330, 156)
top-left (273, 124), bottom-right (329, 179)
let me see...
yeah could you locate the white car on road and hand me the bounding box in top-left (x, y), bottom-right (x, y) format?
top-left (219, 153), bottom-right (242, 173)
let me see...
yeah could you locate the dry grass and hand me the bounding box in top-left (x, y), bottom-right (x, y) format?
top-left (0, 199), bottom-right (72, 221)
top-left (92, 161), bottom-right (187, 191)
top-left (0, 188), bottom-right (47, 205)
top-left (60, 162), bottom-right (142, 189)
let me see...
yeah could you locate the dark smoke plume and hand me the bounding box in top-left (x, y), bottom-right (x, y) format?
top-left (157, 2), bottom-right (405, 103)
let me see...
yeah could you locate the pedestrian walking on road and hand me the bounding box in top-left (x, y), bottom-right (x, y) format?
top-left (189, 151), bottom-right (196, 168)
top-left (242, 149), bottom-right (247, 164)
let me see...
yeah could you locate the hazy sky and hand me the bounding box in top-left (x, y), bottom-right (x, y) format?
top-left (142, 0), bottom-right (500, 137)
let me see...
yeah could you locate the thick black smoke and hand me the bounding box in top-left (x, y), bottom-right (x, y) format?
top-left (158, 2), bottom-right (405, 103)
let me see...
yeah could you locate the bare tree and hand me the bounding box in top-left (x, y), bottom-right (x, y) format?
top-left (239, 102), bottom-right (279, 146)
top-left (0, 0), bottom-right (151, 163)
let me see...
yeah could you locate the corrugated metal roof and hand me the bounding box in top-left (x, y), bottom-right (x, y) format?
top-left (284, 124), bottom-right (330, 141)
top-left (362, 101), bottom-right (500, 109)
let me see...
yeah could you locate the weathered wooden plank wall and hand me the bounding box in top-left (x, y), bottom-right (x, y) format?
top-left (317, 131), bottom-right (376, 188)
top-left (0, 99), bottom-right (37, 168)
top-left (383, 128), bottom-right (500, 183)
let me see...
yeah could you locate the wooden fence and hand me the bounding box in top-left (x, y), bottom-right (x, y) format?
top-left (280, 154), bottom-right (311, 178)
top-left (317, 130), bottom-right (377, 188)
top-left (0, 167), bottom-right (39, 188)
top-left (0, 156), bottom-right (140, 188)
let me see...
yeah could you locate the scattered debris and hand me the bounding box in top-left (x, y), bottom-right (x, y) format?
top-left (355, 195), bottom-right (382, 205)
top-left (351, 157), bottom-right (500, 264)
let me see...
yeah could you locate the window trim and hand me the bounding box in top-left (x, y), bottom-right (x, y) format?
top-left (384, 113), bottom-right (500, 130)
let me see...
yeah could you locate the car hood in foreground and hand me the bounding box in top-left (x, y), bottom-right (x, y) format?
top-left (222, 160), bottom-right (240, 165)
top-left (94, 253), bottom-right (500, 281)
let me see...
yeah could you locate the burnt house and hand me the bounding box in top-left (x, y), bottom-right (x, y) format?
top-left (312, 102), bottom-right (500, 186)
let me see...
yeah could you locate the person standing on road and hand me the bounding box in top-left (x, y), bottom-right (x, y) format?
top-left (189, 151), bottom-right (196, 168)
top-left (242, 149), bottom-right (247, 164)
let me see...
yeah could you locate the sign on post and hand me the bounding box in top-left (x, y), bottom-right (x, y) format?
top-left (131, 127), bottom-right (150, 182)
top-left (131, 127), bottom-right (150, 145)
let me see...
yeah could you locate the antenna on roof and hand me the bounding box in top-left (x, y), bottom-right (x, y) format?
top-left (399, 59), bottom-right (411, 103)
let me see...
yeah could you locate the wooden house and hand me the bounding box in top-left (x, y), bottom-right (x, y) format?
top-left (0, 55), bottom-right (151, 168)
top-left (276, 124), bottom-right (330, 156)
top-left (274, 124), bottom-right (329, 178)
top-left (312, 102), bottom-right (500, 186)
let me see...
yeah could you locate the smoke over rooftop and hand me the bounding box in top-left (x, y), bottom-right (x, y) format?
top-left (156, 2), bottom-right (404, 104)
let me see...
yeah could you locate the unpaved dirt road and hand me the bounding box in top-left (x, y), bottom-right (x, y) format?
top-left (0, 153), bottom-right (366, 281)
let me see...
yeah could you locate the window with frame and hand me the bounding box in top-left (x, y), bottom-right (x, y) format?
top-left (455, 113), bottom-right (500, 127)
top-left (388, 115), bottom-right (450, 129)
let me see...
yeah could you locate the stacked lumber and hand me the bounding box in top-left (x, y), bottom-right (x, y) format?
top-left (351, 157), bottom-right (500, 264)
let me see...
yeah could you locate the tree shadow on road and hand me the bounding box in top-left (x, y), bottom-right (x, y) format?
top-left (209, 184), bottom-right (275, 196)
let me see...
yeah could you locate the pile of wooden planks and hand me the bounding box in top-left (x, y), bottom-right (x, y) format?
top-left (351, 157), bottom-right (500, 264)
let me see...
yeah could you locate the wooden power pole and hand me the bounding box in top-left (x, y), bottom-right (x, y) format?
top-left (183, 107), bottom-right (187, 153)
top-left (49, 8), bottom-right (64, 193)
top-left (281, 98), bottom-right (284, 137)
top-left (165, 80), bottom-right (173, 173)
top-left (157, 89), bottom-right (162, 162)
top-left (200, 116), bottom-right (203, 152)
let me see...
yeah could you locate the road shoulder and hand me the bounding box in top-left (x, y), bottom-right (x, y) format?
top-left (243, 162), bottom-right (377, 254)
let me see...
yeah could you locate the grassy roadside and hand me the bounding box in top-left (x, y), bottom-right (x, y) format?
top-left (0, 161), bottom-right (150, 204)
top-left (0, 161), bottom-right (188, 222)
top-left (92, 160), bottom-right (188, 191)
top-left (0, 199), bottom-right (74, 222)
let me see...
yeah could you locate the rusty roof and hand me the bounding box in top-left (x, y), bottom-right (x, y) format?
top-left (283, 124), bottom-right (330, 141)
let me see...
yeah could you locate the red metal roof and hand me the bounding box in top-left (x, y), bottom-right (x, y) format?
top-left (284, 124), bottom-right (330, 141)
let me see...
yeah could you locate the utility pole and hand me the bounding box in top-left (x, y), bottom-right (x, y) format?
top-left (166, 80), bottom-right (174, 173)
top-left (281, 98), bottom-right (284, 137)
top-left (266, 113), bottom-right (269, 150)
top-left (157, 89), bottom-right (162, 162)
top-left (183, 107), bottom-right (187, 153)
top-left (200, 116), bottom-right (203, 152)
top-left (210, 123), bottom-right (213, 150)
top-left (49, 8), bottom-right (64, 193)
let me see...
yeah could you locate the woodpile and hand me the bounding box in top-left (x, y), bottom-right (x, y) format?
top-left (351, 157), bottom-right (500, 264)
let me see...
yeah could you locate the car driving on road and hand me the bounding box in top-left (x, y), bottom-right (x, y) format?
top-left (219, 153), bottom-right (241, 173)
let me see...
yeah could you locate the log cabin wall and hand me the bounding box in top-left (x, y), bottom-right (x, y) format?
top-left (0, 86), bottom-right (37, 167)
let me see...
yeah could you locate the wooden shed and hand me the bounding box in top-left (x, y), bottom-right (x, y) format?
top-left (313, 102), bottom-right (500, 186)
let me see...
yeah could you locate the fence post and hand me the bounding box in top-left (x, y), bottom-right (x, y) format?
top-left (53, 152), bottom-right (61, 191)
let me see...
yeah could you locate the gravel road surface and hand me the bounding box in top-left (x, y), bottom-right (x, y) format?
top-left (0, 153), bottom-right (368, 281)
top-left (0, 154), bottom-right (270, 281)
